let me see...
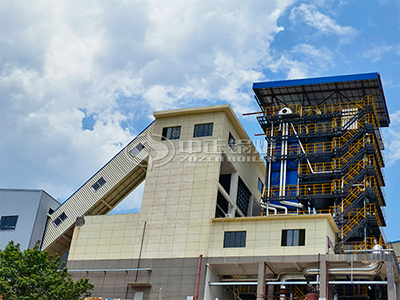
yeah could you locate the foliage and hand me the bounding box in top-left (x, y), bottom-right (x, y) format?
top-left (0, 241), bottom-right (93, 300)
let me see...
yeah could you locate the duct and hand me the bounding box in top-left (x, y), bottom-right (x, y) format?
top-left (279, 200), bottom-right (304, 209)
top-left (208, 280), bottom-right (388, 286)
top-left (304, 261), bottom-right (383, 276)
top-left (282, 275), bottom-right (306, 282)
top-left (261, 203), bottom-right (287, 214)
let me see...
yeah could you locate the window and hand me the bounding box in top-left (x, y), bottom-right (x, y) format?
top-left (129, 142), bottom-right (145, 158)
top-left (228, 133), bottom-right (235, 150)
top-left (53, 212), bottom-right (67, 227)
top-left (258, 178), bottom-right (264, 194)
top-left (91, 177), bottom-right (106, 192)
top-left (281, 229), bottom-right (305, 246)
top-left (161, 126), bottom-right (181, 140)
top-left (237, 178), bottom-right (251, 216)
top-left (0, 216), bottom-right (18, 230)
top-left (193, 123), bottom-right (213, 137)
top-left (224, 231), bottom-right (246, 248)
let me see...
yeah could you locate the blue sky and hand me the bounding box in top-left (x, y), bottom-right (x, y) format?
top-left (1, 0), bottom-right (399, 241)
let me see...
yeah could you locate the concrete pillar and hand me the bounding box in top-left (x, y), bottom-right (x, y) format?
top-left (387, 254), bottom-right (396, 300)
top-left (228, 172), bottom-right (238, 216)
top-left (268, 285), bottom-right (274, 299)
top-left (319, 256), bottom-right (328, 300)
top-left (257, 262), bottom-right (266, 300)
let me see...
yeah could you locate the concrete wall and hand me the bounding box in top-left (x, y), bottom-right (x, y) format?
top-left (30, 190), bottom-right (60, 248)
top-left (68, 257), bottom-right (207, 300)
top-left (209, 215), bottom-right (338, 257)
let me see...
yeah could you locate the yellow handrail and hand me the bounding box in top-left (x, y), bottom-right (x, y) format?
top-left (336, 203), bottom-right (383, 242)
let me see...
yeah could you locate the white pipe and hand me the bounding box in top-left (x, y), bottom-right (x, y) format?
top-left (304, 261), bottom-right (383, 276)
top-left (282, 123), bottom-right (288, 196)
top-left (262, 203), bottom-right (288, 214)
top-left (279, 200), bottom-right (304, 209)
top-left (267, 123), bottom-right (274, 198)
top-left (208, 281), bottom-right (388, 286)
top-left (290, 123), bottom-right (315, 174)
top-left (279, 157), bottom-right (284, 197)
top-left (261, 203), bottom-right (277, 215)
top-left (282, 275), bottom-right (305, 282)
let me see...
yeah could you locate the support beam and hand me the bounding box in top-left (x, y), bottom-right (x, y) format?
top-left (319, 255), bottom-right (328, 300)
top-left (257, 262), bottom-right (265, 300)
top-left (387, 254), bottom-right (396, 300)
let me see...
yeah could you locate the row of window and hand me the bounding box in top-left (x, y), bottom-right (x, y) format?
top-left (161, 123), bottom-right (214, 140)
top-left (223, 229), bottom-right (306, 248)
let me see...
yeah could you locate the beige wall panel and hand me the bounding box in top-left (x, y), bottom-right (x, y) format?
top-left (43, 123), bottom-right (153, 251)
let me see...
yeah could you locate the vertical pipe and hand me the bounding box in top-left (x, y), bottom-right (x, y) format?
top-left (194, 254), bottom-right (203, 300)
top-left (267, 123), bottom-right (274, 198)
top-left (282, 123), bottom-right (288, 196)
top-left (135, 221), bottom-right (147, 282)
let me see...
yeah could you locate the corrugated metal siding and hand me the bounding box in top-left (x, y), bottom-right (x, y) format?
top-left (42, 123), bottom-right (154, 252)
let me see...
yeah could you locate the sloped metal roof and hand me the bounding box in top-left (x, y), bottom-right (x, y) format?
top-left (253, 73), bottom-right (390, 127)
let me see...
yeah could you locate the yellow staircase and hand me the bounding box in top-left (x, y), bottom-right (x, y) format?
top-left (336, 203), bottom-right (383, 243)
top-left (291, 285), bottom-right (306, 300)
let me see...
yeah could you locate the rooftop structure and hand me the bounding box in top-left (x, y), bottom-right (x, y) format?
top-left (40, 74), bottom-right (399, 300)
top-left (253, 72), bottom-right (388, 253)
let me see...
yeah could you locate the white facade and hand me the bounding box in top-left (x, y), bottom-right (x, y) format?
top-left (0, 189), bottom-right (59, 250)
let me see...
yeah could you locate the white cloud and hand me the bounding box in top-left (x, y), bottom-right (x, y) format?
top-left (363, 44), bottom-right (393, 63)
top-left (384, 110), bottom-right (400, 166)
top-left (266, 44), bottom-right (334, 79)
top-left (290, 4), bottom-right (358, 43)
top-left (0, 0), bottom-right (296, 210)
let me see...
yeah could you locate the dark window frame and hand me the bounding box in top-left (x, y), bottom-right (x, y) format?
top-left (193, 123), bottom-right (213, 138)
top-left (258, 178), bottom-right (264, 194)
top-left (223, 231), bottom-right (247, 248)
top-left (237, 177), bottom-right (251, 216)
top-left (53, 212), bottom-right (67, 227)
top-left (161, 126), bottom-right (181, 141)
top-left (91, 177), bottom-right (106, 192)
top-left (129, 142), bottom-right (145, 158)
top-left (0, 215), bottom-right (18, 230)
top-left (281, 229), bottom-right (306, 246)
top-left (228, 133), bottom-right (235, 150)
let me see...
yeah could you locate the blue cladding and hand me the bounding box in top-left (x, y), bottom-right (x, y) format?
top-left (253, 72), bottom-right (380, 89)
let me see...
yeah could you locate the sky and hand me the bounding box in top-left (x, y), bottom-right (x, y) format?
top-left (1, 0), bottom-right (399, 241)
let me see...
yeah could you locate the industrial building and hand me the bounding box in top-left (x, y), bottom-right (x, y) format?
top-left (0, 189), bottom-right (59, 250)
top-left (40, 73), bottom-right (399, 299)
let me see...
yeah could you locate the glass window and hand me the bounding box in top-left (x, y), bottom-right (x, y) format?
top-left (228, 133), bottom-right (235, 150)
top-left (193, 123), bottom-right (213, 137)
top-left (281, 229), bottom-right (305, 246)
top-left (223, 231), bottom-right (246, 248)
top-left (161, 126), bottom-right (181, 140)
top-left (0, 215), bottom-right (18, 230)
top-left (129, 142), bottom-right (145, 158)
top-left (53, 212), bottom-right (67, 227)
top-left (91, 177), bottom-right (106, 192)
top-left (258, 178), bottom-right (264, 194)
top-left (237, 178), bottom-right (251, 216)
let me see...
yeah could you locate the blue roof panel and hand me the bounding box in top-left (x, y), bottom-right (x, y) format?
top-left (253, 72), bottom-right (379, 89)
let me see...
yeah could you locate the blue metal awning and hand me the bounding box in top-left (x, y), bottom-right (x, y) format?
top-left (253, 73), bottom-right (390, 127)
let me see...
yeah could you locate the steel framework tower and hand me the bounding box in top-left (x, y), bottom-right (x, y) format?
top-left (253, 73), bottom-right (390, 252)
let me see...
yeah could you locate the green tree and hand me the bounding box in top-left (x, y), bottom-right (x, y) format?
top-left (0, 241), bottom-right (93, 300)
